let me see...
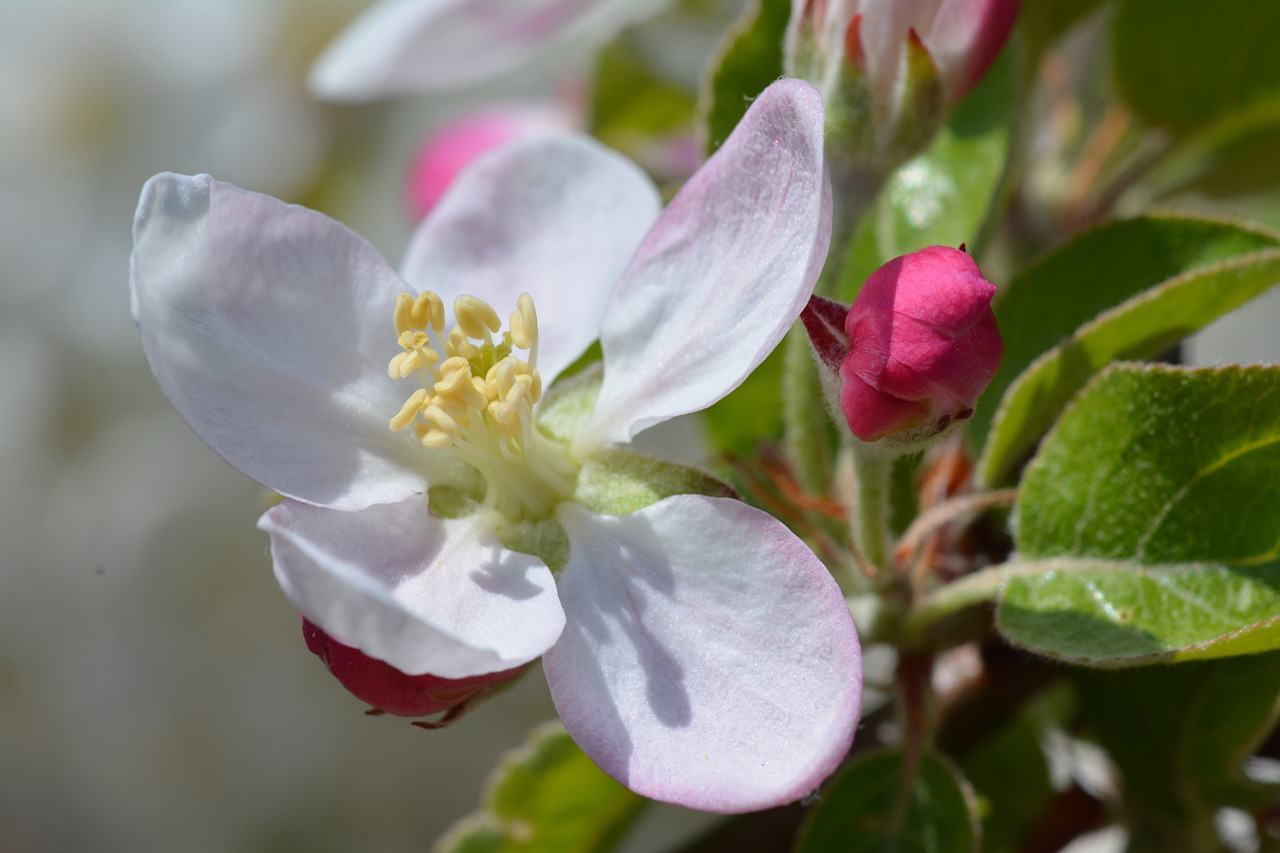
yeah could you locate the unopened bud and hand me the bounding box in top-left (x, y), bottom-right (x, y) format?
top-left (825, 246), bottom-right (1003, 446)
top-left (302, 617), bottom-right (522, 718)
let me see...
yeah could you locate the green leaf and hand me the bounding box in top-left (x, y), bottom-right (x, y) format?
top-left (998, 364), bottom-right (1280, 664)
top-left (834, 51), bottom-right (1016, 301)
top-left (794, 749), bottom-right (980, 853)
top-left (976, 213), bottom-right (1280, 486)
top-left (434, 722), bottom-right (645, 853)
top-left (1073, 652), bottom-right (1280, 851)
top-left (1113, 0), bottom-right (1280, 134)
top-left (696, 0), bottom-right (789, 156)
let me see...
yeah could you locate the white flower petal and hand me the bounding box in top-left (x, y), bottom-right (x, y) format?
top-left (309, 0), bottom-right (673, 102)
top-left (399, 135), bottom-right (660, 383)
top-left (262, 496), bottom-right (565, 678)
top-left (131, 172), bottom-right (458, 510)
top-left (545, 496), bottom-right (861, 813)
top-left (579, 79), bottom-right (832, 452)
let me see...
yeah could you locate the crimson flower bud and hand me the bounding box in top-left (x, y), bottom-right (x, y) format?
top-left (302, 617), bottom-right (522, 718)
top-left (836, 246), bottom-right (1003, 444)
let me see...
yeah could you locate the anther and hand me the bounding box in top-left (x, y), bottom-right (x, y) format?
top-left (454, 296), bottom-right (502, 339)
top-left (448, 326), bottom-right (480, 360)
top-left (394, 293), bottom-right (414, 336)
top-left (390, 388), bottom-right (428, 431)
top-left (412, 291), bottom-right (445, 332)
top-left (510, 293), bottom-right (538, 350)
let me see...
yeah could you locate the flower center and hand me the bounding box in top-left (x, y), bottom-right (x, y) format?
top-left (387, 289), bottom-right (577, 521)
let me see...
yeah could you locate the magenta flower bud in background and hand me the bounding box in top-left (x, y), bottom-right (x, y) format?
top-left (839, 246), bottom-right (1003, 444)
top-left (405, 103), bottom-right (573, 219)
top-left (302, 618), bottom-right (522, 718)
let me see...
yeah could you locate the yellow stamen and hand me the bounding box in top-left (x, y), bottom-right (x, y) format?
top-left (389, 388), bottom-right (428, 431)
top-left (454, 295), bottom-right (501, 339)
top-left (412, 291), bottom-right (445, 332)
top-left (510, 293), bottom-right (537, 350)
top-left (385, 289), bottom-right (569, 520)
top-left (447, 325), bottom-right (480, 360)
top-left (393, 293), bottom-right (414, 336)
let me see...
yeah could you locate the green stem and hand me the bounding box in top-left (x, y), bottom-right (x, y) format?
top-left (849, 440), bottom-right (893, 572)
top-left (898, 561), bottom-right (1031, 649)
top-left (781, 324), bottom-right (833, 496)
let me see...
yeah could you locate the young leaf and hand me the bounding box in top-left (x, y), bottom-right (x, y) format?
top-left (835, 52), bottom-right (1017, 301)
top-left (998, 364), bottom-right (1280, 665)
top-left (697, 0), bottom-right (789, 156)
top-left (1073, 652), bottom-right (1280, 849)
top-left (434, 722), bottom-right (645, 853)
top-left (794, 749), bottom-right (980, 853)
top-left (976, 213), bottom-right (1280, 486)
top-left (1113, 0), bottom-right (1280, 135)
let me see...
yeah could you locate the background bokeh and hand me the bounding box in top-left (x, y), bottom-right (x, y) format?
top-left (1, 1), bottom-right (1277, 851)
top-left (0, 1), bottom-right (717, 849)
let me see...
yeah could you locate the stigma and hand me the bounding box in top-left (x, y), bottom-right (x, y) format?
top-left (387, 289), bottom-right (575, 520)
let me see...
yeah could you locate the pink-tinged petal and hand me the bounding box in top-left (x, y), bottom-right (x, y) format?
top-left (399, 135), bottom-right (660, 383)
top-left (309, 0), bottom-right (673, 102)
top-left (545, 496), bottom-right (861, 813)
top-left (579, 79), bottom-right (832, 452)
top-left (262, 495), bottom-right (565, 679)
top-left (130, 172), bottom-right (454, 510)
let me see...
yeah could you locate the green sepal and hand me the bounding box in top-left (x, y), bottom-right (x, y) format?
top-left (433, 721), bottom-right (646, 853)
top-left (573, 448), bottom-right (734, 517)
top-left (535, 362), bottom-right (604, 445)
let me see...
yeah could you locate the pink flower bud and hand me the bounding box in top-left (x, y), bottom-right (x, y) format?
top-left (785, 0), bottom-right (1019, 167)
top-left (838, 246), bottom-right (1003, 443)
top-left (405, 104), bottom-right (572, 219)
top-left (302, 617), bottom-right (522, 718)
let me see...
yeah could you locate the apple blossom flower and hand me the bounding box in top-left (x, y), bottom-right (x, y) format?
top-left (310, 0), bottom-right (674, 102)
top-left (404, 102), bottom-right (574, 219)
top-left (805, 246), bottom-right (1003, 445)
top-left (786, 0), bottom-right (1020, 166)
top-left (131, 79), bottom-right (861, 813)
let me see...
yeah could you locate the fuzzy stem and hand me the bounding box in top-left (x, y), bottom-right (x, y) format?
top-left (849, 439), bottom-right (894, 572)
top-left (781, 324), bottom-right (834, 495)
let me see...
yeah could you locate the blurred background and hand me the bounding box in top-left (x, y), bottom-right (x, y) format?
top-left (1, 1), bottom-right (1278, 851)
top-left (0, 0), bottom-right (720, 849)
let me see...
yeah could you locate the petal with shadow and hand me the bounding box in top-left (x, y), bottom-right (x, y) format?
top-left (545, 495), bottom-right (861, 813)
